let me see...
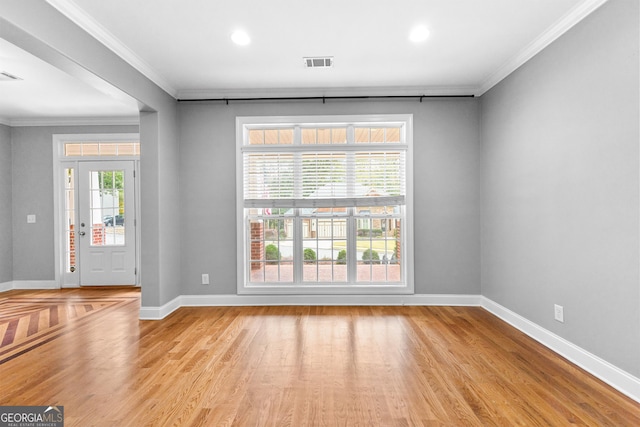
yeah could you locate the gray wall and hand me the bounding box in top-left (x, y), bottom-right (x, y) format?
top-left (178, 99), bottom-right (481, 296)
top-left (2, 0), bottom-right (181, 307)
top-left (10, 125), bottom-right (138, 281)
top-left (144, 108), bottom-right (182, 307)
top-left (0, 124), bottom-right (12, 283)
top-left (481, 0), bottom-right (640, 376)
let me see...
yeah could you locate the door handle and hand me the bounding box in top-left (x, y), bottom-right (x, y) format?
top-left (78, 231), bottom-right (86, 236)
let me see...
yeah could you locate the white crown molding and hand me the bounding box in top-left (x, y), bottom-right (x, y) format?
top-left (8, 116), bottom-right (139, 127)
top-left (45, 0), bottom-right (177, 98)
top-left (0, 117), bottom-right (11, 126)
top-left (177, 86), bottom-right (478, 101)
top-left (477, 0), bottom-right (609, 96)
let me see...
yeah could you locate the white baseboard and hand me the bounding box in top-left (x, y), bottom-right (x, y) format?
top-left (140, 293), bottom-right (481, 320)
top-left (139, 295), bottom-right (182, 320)
top-left (481, 297), bottom-right (640, 403)
top-left (180, 293), bottom-right (483, 307)
top-left (11, 280), bottom-right (58, 290)
top-left (0, 281), bottom-right (13, 292)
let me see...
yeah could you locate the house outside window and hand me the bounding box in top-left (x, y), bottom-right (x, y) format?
top-left (236, 115), bottom-right (413, 294)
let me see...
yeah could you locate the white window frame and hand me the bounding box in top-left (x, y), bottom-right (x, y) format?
top-left (236, 114), bottom-right (414, 295)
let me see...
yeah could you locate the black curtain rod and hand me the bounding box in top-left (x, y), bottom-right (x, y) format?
top-left (177, 94), bottom-right (475, 104)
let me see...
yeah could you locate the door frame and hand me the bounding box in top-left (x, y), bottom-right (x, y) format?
top-left (53, 133), bottom-right (140, 288)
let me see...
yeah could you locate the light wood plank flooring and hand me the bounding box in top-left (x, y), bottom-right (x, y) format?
top-left (0, 288), bottom-right (639, 426)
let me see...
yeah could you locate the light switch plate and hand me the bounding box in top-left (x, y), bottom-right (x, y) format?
top-left (27, 214), bottom-right (36, 223)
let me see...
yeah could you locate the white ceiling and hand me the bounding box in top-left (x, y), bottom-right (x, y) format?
top-left (0, 0), bottom-right (608, 124)
top-left (0, 38), bottom-right (139, 125)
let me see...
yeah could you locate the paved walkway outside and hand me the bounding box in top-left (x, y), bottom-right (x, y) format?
top-left (251, 263), bottom-right (401, 282)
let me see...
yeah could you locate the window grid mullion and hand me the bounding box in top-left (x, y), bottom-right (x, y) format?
top-left (293, 213), bottom-right (303, 284)
top-left (347, 210), bottom-right (357, 283)
top-left (330, 217), bottom-right (335, 282)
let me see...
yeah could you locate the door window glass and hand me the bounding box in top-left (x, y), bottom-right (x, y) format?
top-left (89, 170), bottom-right (126, 246)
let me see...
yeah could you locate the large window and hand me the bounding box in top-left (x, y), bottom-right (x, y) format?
top-left (237, 115), bottom-right (413, 294)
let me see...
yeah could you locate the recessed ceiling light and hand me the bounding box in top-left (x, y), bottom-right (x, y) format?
top-left (231, 30), bottom-right (251, 46)
top-left (409, 25), bottom-right (430, 43)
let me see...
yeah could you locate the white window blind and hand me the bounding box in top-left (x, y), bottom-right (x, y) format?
top-left (243, 149), bottom-right (406, 209)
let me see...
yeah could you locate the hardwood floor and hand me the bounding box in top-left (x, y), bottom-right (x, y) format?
top-left (0, 291), bottom-right (138, 364)
top-left (0, 288), bottom-right (639, 426)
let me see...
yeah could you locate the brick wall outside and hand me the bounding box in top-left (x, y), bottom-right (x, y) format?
top-left (69, 224), bottom-right (76, 268)
top-left (93, 224), bottom-right (104, 246)
top-left (395, 220), bottom-right (401, 262)
top-left (250, 221), bottom-right (264, 270)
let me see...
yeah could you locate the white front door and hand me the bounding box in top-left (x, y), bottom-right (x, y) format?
top-left (77, 161), bottom-right (136, 286)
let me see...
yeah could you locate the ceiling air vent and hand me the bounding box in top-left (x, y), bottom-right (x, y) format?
top-left (0, 71), bottom-right (22, 82)
top-left (304, 57), bottom-right (333, 69)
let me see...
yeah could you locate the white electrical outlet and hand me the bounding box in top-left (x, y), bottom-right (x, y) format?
top-left (27, 214), bottom-right (36, 223)
top-left (554, 304), bottom-right (564, 323)
top-left (201, 273), bottom-right (209, 285)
